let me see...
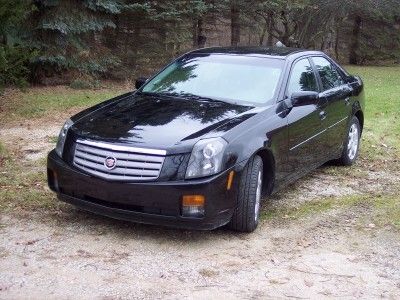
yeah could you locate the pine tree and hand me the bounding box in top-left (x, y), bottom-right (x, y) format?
top-left (29, 0), bottom-right (130, 83)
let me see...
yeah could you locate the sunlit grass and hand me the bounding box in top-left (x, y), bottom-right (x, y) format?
top-left (0, 84), bottom-right (130, 122)
top-left (346, 66), bottom-right (400, 158)
top-left (262, 192), bottom-right (400, 230)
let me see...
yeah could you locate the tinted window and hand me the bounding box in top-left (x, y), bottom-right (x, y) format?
top-left (312, 57), bottom-right (344, 90)
top-left (287, 58), bottom-right (318, 96)
top-left (142, 55), bottom-right (284, 106)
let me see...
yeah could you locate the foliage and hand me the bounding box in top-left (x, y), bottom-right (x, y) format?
top-left (0, 45), bottom-right (36, 90)
top-left (1, 0), bottom-right (400, 87)
top-left (0, 0), bottom-right (33, 43)
top-left (69, 78), bottom-right (100, 90)
top-left (28, 0), bottom-right (129, 82)
top-left (0, 0), bottom-right (35, 90)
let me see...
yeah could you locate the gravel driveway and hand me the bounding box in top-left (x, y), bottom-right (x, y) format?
top-left (0, 123), bottom-right (399, 299)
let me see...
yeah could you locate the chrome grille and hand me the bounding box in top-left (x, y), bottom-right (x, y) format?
top-left (73, 139), bottom-right (166, 181)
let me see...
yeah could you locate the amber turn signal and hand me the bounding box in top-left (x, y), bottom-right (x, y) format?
top-left (226, 171), bottom-right (235, 190)
top-left (182, 195), bottom-right (205, 207)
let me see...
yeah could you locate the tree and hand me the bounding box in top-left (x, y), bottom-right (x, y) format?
top-left (0, 0), bottom-right (35, 90)
top-left (28, 0), bottom-right (131, 83)
top-left (322, 0), bottom-right (400, 64)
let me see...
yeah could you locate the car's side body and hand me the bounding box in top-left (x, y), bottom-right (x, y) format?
top-left (47, 47), bottom-right (365, 231)
top-left (186, 47), bottom-right (365, 193)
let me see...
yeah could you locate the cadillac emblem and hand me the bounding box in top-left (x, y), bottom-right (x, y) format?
top-left (104, 156), bottom-right (117, 170)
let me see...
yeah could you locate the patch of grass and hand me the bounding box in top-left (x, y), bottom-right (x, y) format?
top-left (262, 198), bottom-right (336, 220)
top-left (0, 140), bottom-right (8, 169)
top-left (69, 79), bottom-right (100, 90)
top-left (0, 140), bottom-right (6, 158)
top-left (372, 195), bottom-right (400, 229)
top-left (262, 192), bottom-right (400, 230)
top-left (262, 194), bottom-right (364, 221)
top-left (0, 84), bottom-right (129, 122)
top-left (48, 135), bottom-right (59, 144)
top-left (0, 156), bottom-right (56, 212)
top-left (345, 66), bottom-right (400, 159)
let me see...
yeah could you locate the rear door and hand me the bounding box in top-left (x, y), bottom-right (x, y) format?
top-left (285, 57), bottom-right (327, 176)
top-left (311, 56), bottom-right (353, 158)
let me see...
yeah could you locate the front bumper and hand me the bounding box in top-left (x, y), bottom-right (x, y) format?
top-left (47, 150), bottom-right (242, 230)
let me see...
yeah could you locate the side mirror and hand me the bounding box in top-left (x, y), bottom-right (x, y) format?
top-left (345, 75), bottom-right (357, 83)
top-left (135, 77), bottom-right (148, 89)
top-left (290, 91), bottom-right (319, 107)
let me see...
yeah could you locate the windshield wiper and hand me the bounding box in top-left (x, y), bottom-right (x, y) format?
top-left (170, 92), bottom-right (237, 105)
top-left (139, 91), bottom-right (248, 106)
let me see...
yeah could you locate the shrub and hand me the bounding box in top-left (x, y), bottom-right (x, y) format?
top-left (69, 78), bottom-right (101, 90)
top-left (0, 46), bottom-right (35, 91)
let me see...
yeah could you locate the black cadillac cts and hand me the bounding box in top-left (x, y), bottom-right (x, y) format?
top-left (47, 47), bottom-right (365, 232)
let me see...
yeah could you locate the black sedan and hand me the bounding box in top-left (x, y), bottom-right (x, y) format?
top-left (47, 47), bottom-right (365, 232)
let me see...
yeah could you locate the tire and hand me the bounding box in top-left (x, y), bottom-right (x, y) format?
top-left (228, 155), bottom-right (263, 233)
top-left (338, 116), bottom-right (361, 166)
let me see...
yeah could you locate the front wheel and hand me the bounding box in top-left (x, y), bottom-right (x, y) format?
top-left (228, 155), bottom-right (263, 233)
top-left (338, 116), bottom-right (361, 166)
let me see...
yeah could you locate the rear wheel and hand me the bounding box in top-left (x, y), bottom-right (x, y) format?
top-left (228, 155), bottom-right (263, 233)
top-left (338, 116), bottom-right (361, 166)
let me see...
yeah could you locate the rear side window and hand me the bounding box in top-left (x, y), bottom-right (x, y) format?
top-left (287, 58), bottom-right (318, 96)
top-left (312, 57), bottom-right (344, 91)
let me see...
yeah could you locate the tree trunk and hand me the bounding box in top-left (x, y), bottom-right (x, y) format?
top-left (334, 22), bottom-right (340, 60)
top-left (259, 24), bottom-right (267, 46)
top-left (266, 12), bottom-right (274, 46)
top-left (192, 20), bottom-right (198, 48)
top-left (193, 18), bottom-right (206, 48)
top-left (349, 15), bottom-right (362, 65)
top-left (230, 4), bottom-right (240, 46)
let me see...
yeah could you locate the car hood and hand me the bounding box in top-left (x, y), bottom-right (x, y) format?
top-left (71, 92), bottom-right (255, 151)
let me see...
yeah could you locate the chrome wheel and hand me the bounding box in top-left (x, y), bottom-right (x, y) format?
top-left (254, 171), bottom-right (262, 222)
top-left (347, 123), bottom-right (359, 160)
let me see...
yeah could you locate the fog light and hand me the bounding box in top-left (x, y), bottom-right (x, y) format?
top-left (181, 195), bottom-right (205, 218)
top-left (47, 169), bottom-right (59, 192)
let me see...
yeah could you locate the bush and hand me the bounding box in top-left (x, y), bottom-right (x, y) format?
top-left (69, 78), bottom-right (101, 90)
top-left (0, 46), bottom-right (35, 91)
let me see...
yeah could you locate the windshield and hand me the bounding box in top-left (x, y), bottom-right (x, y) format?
top-left (141, 54), bottom-right (284, 106)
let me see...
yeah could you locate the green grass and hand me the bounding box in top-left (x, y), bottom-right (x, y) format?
top-left (373, 195), bottom-right (400, 228)
top-left (0, 84), bottom-right (129, 122)
top-left (18, 91), bottom-right (120, 118)
top-left (263, 197), bottom-right (337, 220)
top-left (0, 154), bottom-right (56, 212)
top-left (0, 141), bottom-right (6, 157)
top-left (346, 66), bottom-right (400, 158)
top-left (265, 193), bottom-right (369, 220)
top-left (263, 193), bottom-right (400, 229)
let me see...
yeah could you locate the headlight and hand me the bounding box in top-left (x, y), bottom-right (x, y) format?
top-left (55, 119), bottom-right (73, 157)
top-left (185, 137), bottom-right (227, 179)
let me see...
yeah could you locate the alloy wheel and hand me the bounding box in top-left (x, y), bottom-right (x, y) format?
top-left (254, 171), bottom-right (262, 222)
top-left (347, 123), bottom-right (359, 160)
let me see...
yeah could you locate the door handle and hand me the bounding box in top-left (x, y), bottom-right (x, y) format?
top-left (319, 111), bottom-right (327, 120)
top-left (344, 97), bottom-right (351, 106)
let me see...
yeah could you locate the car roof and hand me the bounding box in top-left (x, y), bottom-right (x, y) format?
top-left (188, 46), bottom-right (323, 60)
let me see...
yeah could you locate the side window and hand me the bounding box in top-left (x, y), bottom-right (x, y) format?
top-left (312, 57), bottom-right (344, 91)
top-left (287, 58), bottom-right (318, 96)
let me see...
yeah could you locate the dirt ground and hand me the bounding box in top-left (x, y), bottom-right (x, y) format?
top-left (0, 121), bottom-right (400, 299)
